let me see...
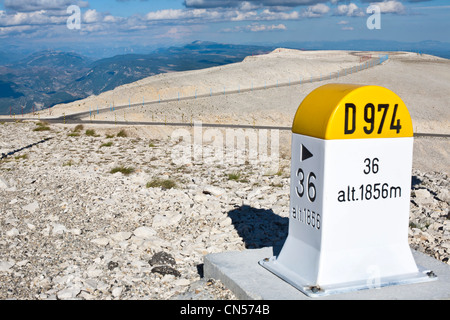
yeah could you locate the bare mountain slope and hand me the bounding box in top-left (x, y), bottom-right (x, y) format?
top-left (46, 49), bottom-right (449, 135)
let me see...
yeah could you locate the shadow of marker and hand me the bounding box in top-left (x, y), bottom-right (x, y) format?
top-left (227, 205), bottom-right (288, 256)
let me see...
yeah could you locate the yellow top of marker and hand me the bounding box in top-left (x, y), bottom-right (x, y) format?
top-left (292, 84), bottom-right (413, 139)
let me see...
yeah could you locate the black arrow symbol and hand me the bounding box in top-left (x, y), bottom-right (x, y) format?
top-left (301, 144), bottom-right (313, 162)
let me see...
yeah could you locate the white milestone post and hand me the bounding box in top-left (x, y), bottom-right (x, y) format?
top-left (259, 84), bottom-right (437, 297)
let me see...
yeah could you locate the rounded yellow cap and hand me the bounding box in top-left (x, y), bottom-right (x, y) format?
top-left (292, 84), bottom-right (413, 139)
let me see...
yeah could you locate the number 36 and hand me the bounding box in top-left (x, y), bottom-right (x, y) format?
top-left (295, 168), bottom-right (317, 202)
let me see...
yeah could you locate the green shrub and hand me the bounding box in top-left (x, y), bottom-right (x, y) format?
top-left (110, 166), bottom-right (135, 175)
top-left (85, 129), bottom-right (96, 136)
top-left (117, 129), bottom-right (128, 137)
top-left (227, 172), bottom-right (241, 181)
top-left (100, 142), bottom-right (113, 148)
top-left (146, 179), bottom-right (177, 189)
top-left (33, 125), bottom-right (51, 131)
top-left (63, 160), bottom-right (74, 166)
top-left (15, 154), bottom-right (28, 160)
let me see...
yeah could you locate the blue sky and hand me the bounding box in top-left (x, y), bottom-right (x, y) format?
top-left (0, 0), bottom-right (449, 56)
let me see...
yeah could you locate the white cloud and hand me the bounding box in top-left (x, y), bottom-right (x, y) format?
top-left (103, 15), bottom-right (122, 23)
top-left (309, 3), bottom-right (330, 14)
top-left (145, 7), bottom-right (300, 23)
top-left (146, 9), bottom-right (186, 20)
top-left (3, 0), bottom-right (89, 12)
top-left (81, 23), bottom-right (106, 33)
top-left (0, 24), bottom-right (36, 36)
top-left (239, 1), bottom-right (261, 11)
top-left (335, 3), bottom-right (365, 17)
top-left (258, 9), bottom-right (300, 20)
top-left (184, 0), bottom-right (332, 9)
top-left (221, 22), bottom-right (287, 32)
top-left (145, 8), bottom-right (225, 21)
top-left (0, 0), bottom-right (336, 36)
top-left (0, 1), bottom-right (92, 28)
top-left (370, 1), bottom-right (406, 14)
top-left (0, 9), bottom-right (66, 26)
top-left (0, 0), bottom-right (371, 41)
top-left (0, 1), bottom-right (125, 36)
top-left (248, 23), bottom-right (287, 31)
top-left (230, 10), bottom-right (259, 21)
top-left (83, 9), bottom-right (103, 24)
top-left (301, 3), bottom-right (330, 18)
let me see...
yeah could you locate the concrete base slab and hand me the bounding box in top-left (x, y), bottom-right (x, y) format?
top-left (204, 247), bottom-right (450, 300)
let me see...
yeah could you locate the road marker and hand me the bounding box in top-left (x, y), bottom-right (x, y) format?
top-left (259, 83), bottom-right (437, 297)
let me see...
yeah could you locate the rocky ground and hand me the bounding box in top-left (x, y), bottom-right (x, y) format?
top-left (409, 170), bottom-right (450, 264)
top-left (0, 121), bottom-right (448, 300)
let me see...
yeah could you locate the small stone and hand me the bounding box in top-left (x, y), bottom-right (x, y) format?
top-left (86, 268), bottom-right (103, 278)
top-left (83, 278), bottom-right (98, 290)
top-left (174, 279), bottom-right (190, 286)
top-left (247, 189), bottom-right (261, 200)
top-left (219, 217), bottom-right (232, 227)
top-left (203, 186), bottom-right (226, 197)
top-left (23, 201), bottom-right (39, 214)
top-left (0, 261), bottom-right (14, 272)
top-left (133, 226), bottom-right (157, 239)
top-left (16, 260), bottom-right (29, 267)
top-left (91, 237), bottom-right (110, 246)
top-left (152, 214), bottom-right (168, 228)
top-left (193, 193), bottom-right (208, 203)
top-left (107, 261), bottom-right (119, 271)
top-left (152, 214), bottom-right (181, 228)
top-left (111, 286), bottom-right (123, 298)
top-left (110, 231), bottom-right (132, 242)
top-left (149, 251), bottom-right (176, 266)
top-left (6, 228), bottom-right (19, 237)
top-left (70, 228), bottom-right (82, 235)
top-left (413, 188), bottom-right (435, 205)
top-left (151, 265), bottom-right (181, 277)
top-left (41, 226), bottom-right (51, 236)
top-left (437, 189), bottom-right (450, 203)
top-left (415, 188), bottom-right (431, 199)
top-left (52, 224), bottom-right (67, 235)
top-left (0, 177), bottom-right (9, 189)
top-left (56, 286), bottom-right (81, 300)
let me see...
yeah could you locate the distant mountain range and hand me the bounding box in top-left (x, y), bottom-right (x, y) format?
top-left (0, 39), bottom-right (449, 115)
top-left (0, 41), bottom-right (273, 115)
